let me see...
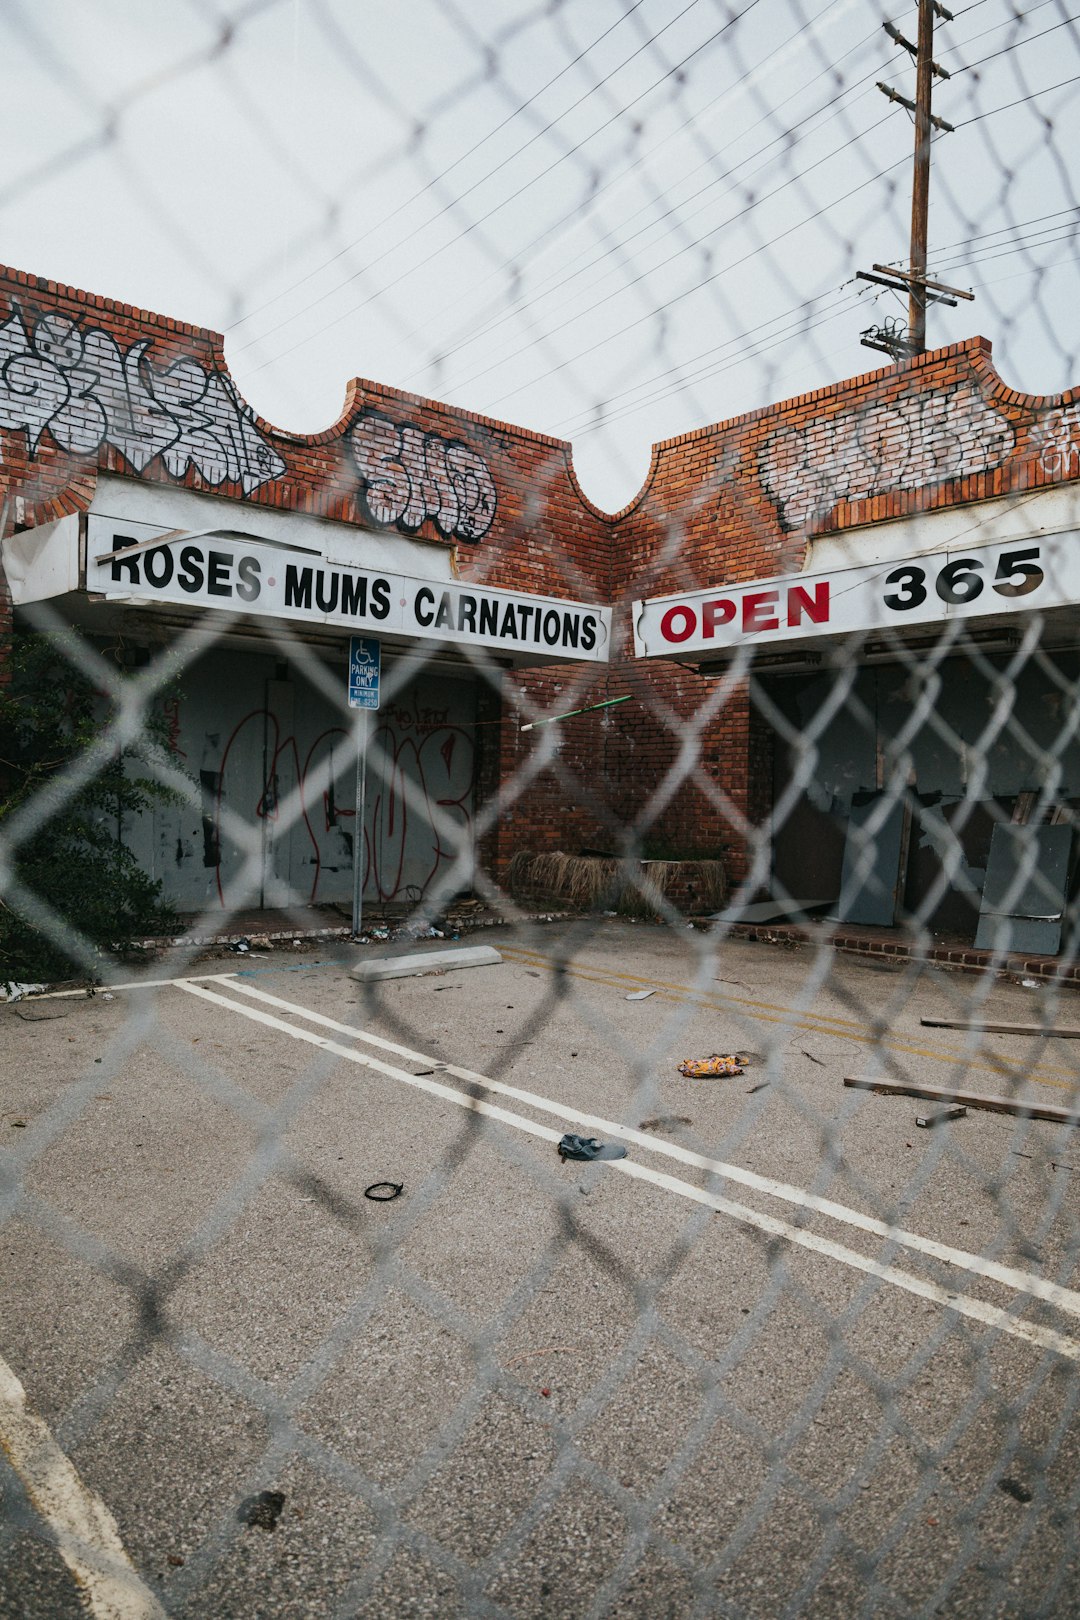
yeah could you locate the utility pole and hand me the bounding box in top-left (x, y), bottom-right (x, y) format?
top-left (858, 0), bottom-right (973, 361)
top-left (908, 0), bottom-right (935, 352)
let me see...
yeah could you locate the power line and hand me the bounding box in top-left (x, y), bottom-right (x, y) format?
top-left (956, 67), bottom-right (1080, 123)
top-left (935, 0), bottom-right (1063, 64)
top-left (238, 0), bottom-right (753, 368)
top-left (526, 211), bottom-right (1080, 440)
top-left (955, 11), bottom-right (1080, 74)
top-left (223, 0), bottom-right (655, 333)
top-left (398, 0), bottom-right (1028, 397)
top-left (388, 0), bottom-right (878, 382)
top-left (482, 145), bottom-right (911, 411)
top-left (576, 291), bottom-right (867, 437)
top-left (556, 286), bottom-right (863, 435)
top-left (406, 40), bottom-right (887, 392)
top-left (439, 103), bottom-right (897, 402)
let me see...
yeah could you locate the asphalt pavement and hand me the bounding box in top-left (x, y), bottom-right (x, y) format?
top-left (3, 918), bottom-right (1080, 1618)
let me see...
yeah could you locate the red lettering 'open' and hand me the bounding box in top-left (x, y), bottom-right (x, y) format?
top-left (742, 591), bottom-right (779, 633)
top-left (701, 598), bottom-right (736, 637)
top-left (787, 582), bottom-right (830, 626)
top-left (660, 605), bottom-right (697, 642)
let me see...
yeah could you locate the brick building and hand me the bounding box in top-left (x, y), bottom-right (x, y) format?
top-left (3, 265), bottom-right (1080, 941)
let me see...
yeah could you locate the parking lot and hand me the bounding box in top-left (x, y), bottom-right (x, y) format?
top-left (4, 919), bottom-right (1080, 1618)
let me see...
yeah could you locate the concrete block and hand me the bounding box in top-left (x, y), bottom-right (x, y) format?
top-left (350, 945), bottom-right (503, 982)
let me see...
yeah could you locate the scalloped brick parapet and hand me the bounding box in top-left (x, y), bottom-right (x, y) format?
top-left (614, 334), bottom-right (1080, 602)
top-left (0, 263), bottom-right (612, 605)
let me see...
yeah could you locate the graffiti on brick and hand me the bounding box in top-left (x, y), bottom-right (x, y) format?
top-left (1028, 402), bottom-right (1080, 480)
top-left (348, 408), bottom-right (497, 542)
top-left (757, 378), bottom-right (1015, 531)
top-left (0, 303), bottom-right (285, 494)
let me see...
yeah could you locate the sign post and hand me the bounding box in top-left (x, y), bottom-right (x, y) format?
top-left (347, 637), bottom-right (381, 938)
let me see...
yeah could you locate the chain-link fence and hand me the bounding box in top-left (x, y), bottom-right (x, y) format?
top-left (4, 3), bottom-right (1080, 1616)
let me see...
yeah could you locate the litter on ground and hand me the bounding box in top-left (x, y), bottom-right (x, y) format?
top-left (351, 945), bottom-right (503, 982)
top-left (678, 1054), bottom-right (745, 1078)
top-left (557, 1134), bottom-right (628, 1162)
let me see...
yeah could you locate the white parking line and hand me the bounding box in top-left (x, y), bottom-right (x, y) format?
top-left (176, 977), bottom-right (1080, 1362)
top-left (209, 975), bottom-right (1080, 1325)
top-left (0, 1355), bottom-right (165, 1620)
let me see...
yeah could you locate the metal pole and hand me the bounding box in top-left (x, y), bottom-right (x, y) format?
top-left (351, 708), bottom-right (368, 937)
top-left (908, 0), bottom-right (935, 353)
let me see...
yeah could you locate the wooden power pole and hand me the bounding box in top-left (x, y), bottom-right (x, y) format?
top-left (858, 0), bottom-right (973, 361)
top-left (908, 0), bottom-right (935, 351)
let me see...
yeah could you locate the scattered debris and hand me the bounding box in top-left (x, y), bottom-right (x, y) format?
top-left (351, 945), bottom-right (503, 983)
top-left (745, 1082), bottom-right (769, 1094)
top-left (998, 1478), bottom-right (1033, 1504)
top-left (2, 983), bottom-right (46, 1003)
top-left (638, 1115), bottom-right (692, 1133)
top-left (432, 986), bottom-right (461, 992)
top-left (803, 1051), bottom-right (826, 1066)
top-left (166, 1554), bottom-right (184, 1567)
top-left (625, 989), bottom-right (656, 1001)
top-left (678, 1054), bottom-right (745, 1078)
top-left (227, 939), bottom-right (251, 954)
top-left (539, 1386), bottom-right (551, 1397)
top-left (557, 1134), bottom-right (628, 1162)
top-left (1021, 978), bottom-right (1039, 989)
top-left (845, 1076), bottom-right (1080, 1127)
top-left (364, 1182), bottom-right (404, 1201)
top-left (10, 1119), bottom-right (27, 1129)
top-left (237, 1491), bottom-right (286, 1530)
top-left (922, 1016), bottom-right (1080, 1038)
top-left (12, 1003), bottom-right (70, 1022)
top-left (916, 1106), bottom-right (967, 1128)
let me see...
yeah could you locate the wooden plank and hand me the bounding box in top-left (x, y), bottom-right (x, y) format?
top-left (921, 1017), bottom-right (1080, 1038)
top-left (844, 1076), bottom-right (1080, 1126)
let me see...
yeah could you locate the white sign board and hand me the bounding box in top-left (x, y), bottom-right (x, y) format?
top-left (633, 534), bottom-right (1074, 660)
top-left (87, 516), bottom-right (609, 663)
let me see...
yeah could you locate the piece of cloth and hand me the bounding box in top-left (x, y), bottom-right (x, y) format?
top-left (557, 1134), bottom-right (628, 1162)
top-left (677, 1054), bottom-right (744, 1078)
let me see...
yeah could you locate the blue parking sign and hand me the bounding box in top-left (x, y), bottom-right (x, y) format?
top-left (348, 636), bottom-right (381, 709)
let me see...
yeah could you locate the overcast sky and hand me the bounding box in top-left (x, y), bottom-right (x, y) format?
top-left (2, 0), bottom-right (1078, 511)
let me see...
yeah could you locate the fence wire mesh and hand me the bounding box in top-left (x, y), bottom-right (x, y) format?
top-left (5, 2), bottom-right (1080, 1617)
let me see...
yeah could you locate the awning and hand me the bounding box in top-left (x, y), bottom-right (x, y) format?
top-left (4, 477), bottom-right (610, 667)
top-left (633, 525), bottom-right (1080, 672)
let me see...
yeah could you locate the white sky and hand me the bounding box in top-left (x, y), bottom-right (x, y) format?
top-left (2, 0), bottom-right (1078, 511)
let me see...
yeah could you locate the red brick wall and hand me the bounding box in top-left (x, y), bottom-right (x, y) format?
top-left (0, 265), bottom-right (616, 870)
top-left (609, 336), bottom-right (1080, 883)
top-left (5, 265), bottom-right (1080, 892)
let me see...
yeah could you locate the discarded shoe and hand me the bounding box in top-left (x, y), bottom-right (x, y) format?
top-left (557, 1133), bottom-right (628, 1162)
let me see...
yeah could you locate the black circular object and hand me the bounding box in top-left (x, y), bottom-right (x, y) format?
top-left (364, 1181), bottom-right (403, 1202)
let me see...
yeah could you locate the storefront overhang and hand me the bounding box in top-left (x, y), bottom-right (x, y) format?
top-left (633, 487), bottom-right (1080, 674)
top-left (4, 477), bottom-right (610, 668)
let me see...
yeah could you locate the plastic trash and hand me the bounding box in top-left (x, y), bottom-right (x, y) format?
top-left (678, 1054), bottom-right (745, 1078)
top-left (557, 1134), bottom-right (628, 1162)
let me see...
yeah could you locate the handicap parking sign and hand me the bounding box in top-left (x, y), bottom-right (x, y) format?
top-left (348, 636), bottom-right (381, 709)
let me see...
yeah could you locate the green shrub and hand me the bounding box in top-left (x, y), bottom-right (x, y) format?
top-left (0, 630), bottom-right (184, 982)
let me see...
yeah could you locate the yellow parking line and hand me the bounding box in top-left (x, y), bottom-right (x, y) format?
top-left (501, 946), bottom-right (1080, 1094)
